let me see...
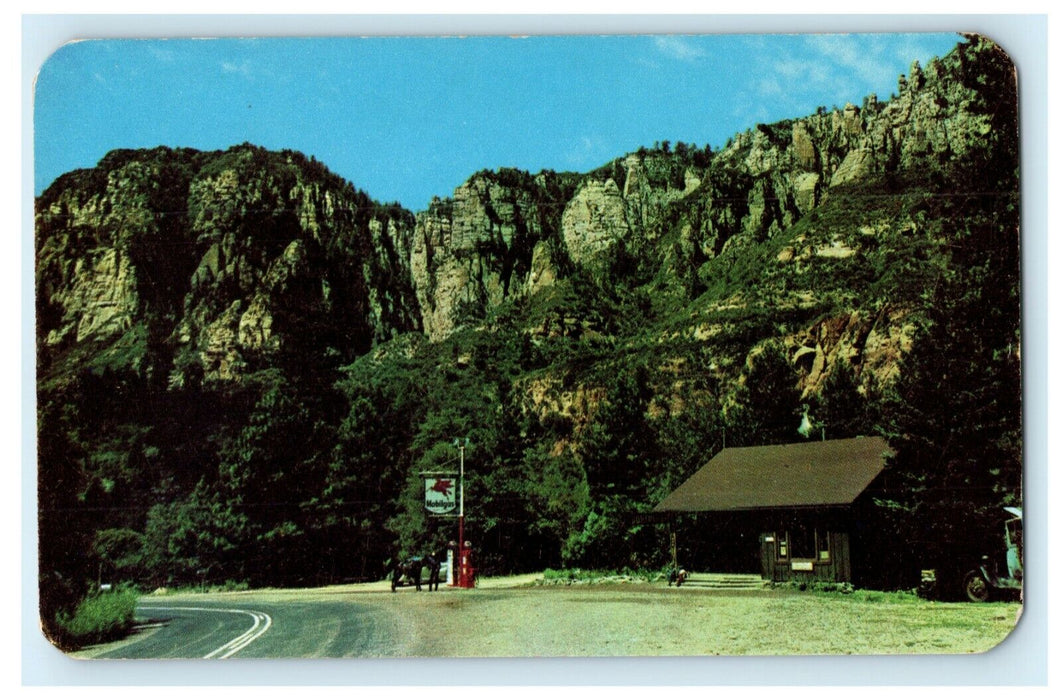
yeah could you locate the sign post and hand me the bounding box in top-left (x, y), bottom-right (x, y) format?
top-left (421, 439), bottom-right (474, 588)
top-left (453, 437), bottom-right (474, 588)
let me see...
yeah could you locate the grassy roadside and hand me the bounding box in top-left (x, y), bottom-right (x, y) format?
top-left (52, 588), bottom-right (139, 651)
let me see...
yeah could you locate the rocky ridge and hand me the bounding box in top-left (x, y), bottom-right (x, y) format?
top-left (36, 36), bottom-right (1012, 406)
top-left (402, 38), bottom-right (1009, 405)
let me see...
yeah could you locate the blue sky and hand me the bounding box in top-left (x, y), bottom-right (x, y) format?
top-left (34, 33), bottom-right (962, 211)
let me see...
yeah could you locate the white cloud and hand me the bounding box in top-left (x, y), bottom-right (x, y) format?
top-left (803, 34), bottom-right (896, 91)
top-left (773, 59), bottom-right (805, 79)
top-left (653, 36), bottom-right (705, 63)
top-left (746, 35), bottom-right (891, 112)
top-left (732, 101), bottom-right (770, 128)
top-left (148, 45), bottom-right (176, 64)
top-left (756, 77), bottom-right (784, 98)
top-left (565, 135), bottom-right (607, 168)
top-left (221, 60), bottom-right (253, 78)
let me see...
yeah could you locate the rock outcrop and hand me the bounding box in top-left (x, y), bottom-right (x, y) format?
top-left (403, 40), bottom-right (1012, 353)
top-left (409, 170), bottom-right (575, 339)
top-left (561, 178), bottom-right (629, 266)
top-left (36, 145), bottom-right (421, 386)
top-left (783, 307), bottom-right (916, 397)
top-left (409, 151), bottom-right (709, 340)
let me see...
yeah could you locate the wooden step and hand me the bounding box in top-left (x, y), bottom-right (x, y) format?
top-left (676, 572), bottom-right (767, 590)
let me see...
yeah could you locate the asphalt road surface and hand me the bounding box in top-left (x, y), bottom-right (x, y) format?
top-left (90, 594), bottom-right (412, 659)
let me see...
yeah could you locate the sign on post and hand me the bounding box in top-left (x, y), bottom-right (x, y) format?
top-left (424, 477), bottom-right (456, 515)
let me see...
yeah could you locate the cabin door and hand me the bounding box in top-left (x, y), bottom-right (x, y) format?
top-left (759, 532), bottom-right (777, 580)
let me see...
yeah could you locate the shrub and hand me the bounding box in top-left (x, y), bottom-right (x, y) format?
top-left (538, 567), bottom-right (661, 585)
top-left (772, 580), bottom-right (923, 602)
top-left (55, 588), bottom-right (138, 648)
top-left (847, 588), bottom-right (920, 603)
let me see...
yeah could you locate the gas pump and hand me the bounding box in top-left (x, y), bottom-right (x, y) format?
top-left (457, 540), bottom-right (476, 588)
top-left (446, 540), bottom-right (456, 586)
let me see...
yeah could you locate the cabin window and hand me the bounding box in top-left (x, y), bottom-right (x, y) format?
top-left (787, 523), bottom-right (817, 559)
top-left (775, 525), bottom-right (830, 562)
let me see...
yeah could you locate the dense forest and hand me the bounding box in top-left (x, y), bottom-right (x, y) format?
top-left (36, 35), bottom-right (1020, 646)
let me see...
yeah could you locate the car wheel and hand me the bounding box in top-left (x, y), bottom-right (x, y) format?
top-left (963, 570), bottom-right (990, 602)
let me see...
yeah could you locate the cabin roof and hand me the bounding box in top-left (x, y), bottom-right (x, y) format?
top-left (654, 436), bottom-right (892, 513)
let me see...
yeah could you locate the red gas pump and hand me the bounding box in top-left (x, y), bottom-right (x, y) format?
top-left (456, 540), bottom-right (475, 588)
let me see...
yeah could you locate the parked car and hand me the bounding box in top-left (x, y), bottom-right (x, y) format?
top-left (920, 506), bottom-right (1023, 602)
top-left (961, 506), bottom-right (1022, 602)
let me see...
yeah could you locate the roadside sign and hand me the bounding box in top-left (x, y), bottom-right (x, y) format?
top-left (425, 477), bottom-right (457, 514)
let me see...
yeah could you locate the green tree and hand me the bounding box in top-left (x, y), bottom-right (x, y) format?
top-left (214, 371), bottom-right (339, 586)
top-left (519, 442), bottom-right (590, 567)
top-left (324, 389), bottom-right (417, 580)
top-left (92, 528), bottom-right (146, 583)
top-left (869, 34), bottom-right (1021, 590)
top-left (142, 483), bottom-right (248, 586)
top-left (726, 340), bottom-right (803, 446)
top-left (578, 362), bottom-right (655, 499)
top-left (37, 390), bottom-right (97, 646)
top-left (815, 359), bottom-right (878, 439)
top-left (651, 389), bottom-right (724, 504)
top-left (874, 255), bottom-right (1020, 589)
top-left (569, 362), bottom-right (665, 567)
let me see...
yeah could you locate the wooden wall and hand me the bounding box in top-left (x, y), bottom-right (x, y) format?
top-left (760, 530), bottom-right (852, 583)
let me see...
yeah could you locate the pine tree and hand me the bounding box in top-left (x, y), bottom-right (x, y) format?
top-left (726, 340), bottom-right (803, 446)
top-left (874, 170), bottom-right (1020, 588)
top-left (816, 359), bottom-right (876, 439)
top-left (872, 35), bottom-right (1021, 587)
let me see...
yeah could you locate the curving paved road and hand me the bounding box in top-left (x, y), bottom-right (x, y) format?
top-left (92, 595), bottom-right (412, 659)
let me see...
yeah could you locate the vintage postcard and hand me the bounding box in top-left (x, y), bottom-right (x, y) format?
top-left (33, 30), bottom-right (1024, 665)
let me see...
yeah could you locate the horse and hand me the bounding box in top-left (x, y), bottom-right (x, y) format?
top-left (391, 557), bottom-right (423, 591)
top-left (391, 553), bottom-right (442, 592)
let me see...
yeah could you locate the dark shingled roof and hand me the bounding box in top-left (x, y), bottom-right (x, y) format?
top-left (654, 436), bottom-right (892, 512)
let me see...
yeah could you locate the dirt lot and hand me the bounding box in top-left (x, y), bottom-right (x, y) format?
top-left (276, 574), bottom-right (1022, 657)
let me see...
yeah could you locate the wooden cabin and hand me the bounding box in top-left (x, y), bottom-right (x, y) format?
top-left (654, 436), bottom-right (893, 585)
